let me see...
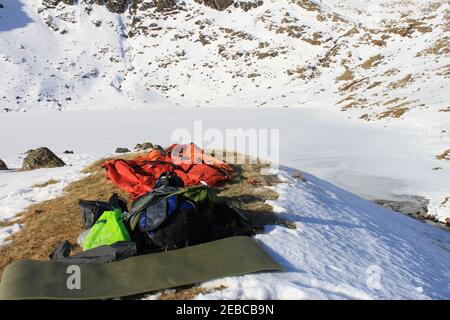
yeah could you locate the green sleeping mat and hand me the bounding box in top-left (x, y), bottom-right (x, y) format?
top-left (0, 236), bottom-right (282, 300)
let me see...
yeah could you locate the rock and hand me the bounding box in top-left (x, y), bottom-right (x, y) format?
top-left (214, 0), bottom-right (234, 10)
top-left (291, 171), bottom-right (306, 181)
top-left (42, 0), bottom-right (61, 7)
top-left (105, 0), bottom-right (128, 13)
top-left (63, 150), bottom-right (74, 154)
top-left (92, 20), bottom-right (102, 27)
top-left (115, 147), bottom-right (130, 153)
top-left (374, 196), bottom-right (429, 217)
top-left (155, 0), bottom-right (177, 12)
top-left (22, 147), bottom-right (66, 170)
top-left (153, 144), bottom-right (165, 153)
top-left (134, 142), bottom-right (154, 151)
top-left (81, 68), bottom-right (99, 79)
top-left (0, 159), bottom-right (8, 170)
top-left (196, 0), bottom-right (234, 11)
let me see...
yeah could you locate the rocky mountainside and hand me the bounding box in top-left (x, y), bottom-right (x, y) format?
top-left (0, 0), bottom-right (449, 121)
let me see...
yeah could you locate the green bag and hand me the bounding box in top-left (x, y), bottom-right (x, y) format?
top-left (83, 209), bottom-right (130, 251)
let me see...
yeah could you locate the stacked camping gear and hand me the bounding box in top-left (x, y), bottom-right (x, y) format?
top-left (0, 145), bottom-right (282, 299)
top-left (0, 143), bottom-right (282, 300)
top-left (49, 143), bottom-right (256, 263)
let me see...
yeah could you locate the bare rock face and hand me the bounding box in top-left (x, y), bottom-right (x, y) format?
top-left (194, 0), bottom-right (234, 11)
top-left (41, 0), bottom-right (244, 14)
top-left (105, 0), bottom-right (129, 13)
top-left (155, 0), bottom-right (177, 12)
top-left (22, 147), bottom-right (66, 170)
top-left (0, 159), bottom-right (8, 170)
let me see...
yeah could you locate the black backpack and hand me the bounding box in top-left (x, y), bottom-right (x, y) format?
top-left (153, 171), bottom-right (185, 189)
top-left (79, 193), bottom-right (128, 229)
top-left (128, 185), bottom-right (255, 252)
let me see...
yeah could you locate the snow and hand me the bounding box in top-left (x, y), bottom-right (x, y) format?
top-left (0, 152), bottom-right (104, 241)
top-left (194, 168), bottom-right (450, 300)
top-left (0, 154), bottom-right (96, 222)
top-left (0, 223), bottom-right (22, 246)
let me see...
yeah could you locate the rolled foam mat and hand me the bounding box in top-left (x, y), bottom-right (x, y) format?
top-left (0, 236), bottom-right (282, 300)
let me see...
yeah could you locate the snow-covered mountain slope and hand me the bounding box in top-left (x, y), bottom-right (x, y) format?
top-left (0, 0), bottom-right (449, 121)
top-left (193, 168), bottom-right (450, 300)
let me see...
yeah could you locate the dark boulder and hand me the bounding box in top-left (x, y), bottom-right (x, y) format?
top-left (115, 147), bottom-right (130, 153)
top-left (134, 142), bottom-right (154, 151)
top-left (22, 147), bottom-right (66, 170)
top-left (0, 159), bottom-right (8, 170)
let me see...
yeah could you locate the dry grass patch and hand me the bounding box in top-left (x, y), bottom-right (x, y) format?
top-left (32, 179), bottom-right (60, 188)
top-left (367, 81), bottom-right (382, 89)
top-left (383, 97), bottom-right (405, 106)
top-left (377, 106), bottom-right (409, 119)
top-left (360, 54), bottom-right (383, 69)
top-left (156, 285), bottom-right (227, 300)
top-left (436, 64), bottom-right (450, 77)
top-left (387, 74), bottom-right (414, 90)
top-left (436, 149), bottom-right (450, 160)
top-left (337, 95), bottom-right (354, 104)
top-left (382, 68), bottom-right (400, 77)
top-left (416, 36), bottom-right (450, 57)
top-left (339, 77), bottom-right (369, 92)
top-left (294, 0), bottom-right (320, 12)
top-left (335, 69), bottom-right (354, 82)
top-left (0, 151), bottom-right (282, 281)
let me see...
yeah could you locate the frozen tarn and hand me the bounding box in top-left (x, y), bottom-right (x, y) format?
top-left (0, 106), bottom-right (448, 222)
top-left (194, 167), bottom-right (450, 300)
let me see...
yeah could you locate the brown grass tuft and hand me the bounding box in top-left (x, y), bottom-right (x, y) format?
top-left (387, 74), bottom-right (414, 90)
top-left (360, 54), bottom-right (383, 69)
top-left (32, 179), bottom-right (60, 188)
top-left (335, 69), bottom-right (354, 82)
top-left (155, 285), bottom-right (227, 300)
top-left (377, 106), bottom-right (409, 119)
top-left (436, 149), bottom-right (450, 160)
